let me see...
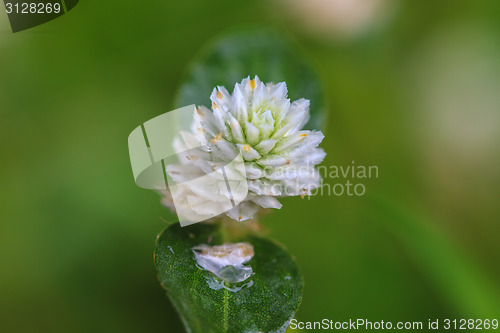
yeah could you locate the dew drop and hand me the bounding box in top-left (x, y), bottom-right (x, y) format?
top-left (192, 242), bottom-right (254, 284)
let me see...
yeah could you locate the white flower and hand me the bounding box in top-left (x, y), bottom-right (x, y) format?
top-left (161, 76), bottom-right (326, 222)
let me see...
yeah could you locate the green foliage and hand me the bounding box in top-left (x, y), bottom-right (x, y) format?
top-left (155, 223), bottom-right (303, 333)
top-left (175, 29), bottom-right (327, 131)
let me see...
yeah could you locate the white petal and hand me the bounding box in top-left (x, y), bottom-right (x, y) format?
top-left (289, 148), bottom-right (326, 166)
top-left (210, 86), bottom-right (233, 113)
top-left (275, 99), bottom-right (291, 124)
top-left (250, 195), bottom-right (282, 209)
top-left (245, 122), bottom-right (260, 145)
top-left (272, 98), bottom-right (310, 138)
top-left (250, 78), bottom-right (267, 111)
top-left (185, 192), bottom-right (227, 216)
top-left (229, 115), bottom-right (245, 143)
top-left (273, 131), bottom-right (310, 153)
top-left (185, 177), bottom-right (227, 201)
top-left (268, 82), bottom-right (291, 123)
top-left (212, 107), bottom-right (231, 139)
top-left (257, 110), bottom-right (275, 138)
top-left (165, 163), bottom-right (203, 183)
top-left (287, 131), bottom-right (325, 155)
top-left (237, 143), bottom-right (261, 161)
top-left (269, 82), bottom-right (288, 101)
top-left (212, 139), bottom-right (239, 161)
top-left (238, 76), bottom-right (253, 98)
top-left (232, 84), bottom-right (249, 122)
top-left (192, 106), bottom-right (218, 135)
top-left (186, 195), bottom-right (220, 215)
top-left (179, 131), bottom-right (201, 150)
top-left (190, 159), bottom-right (225, 181)
top-left (257, 154), bottom-right (289, 166)
top-left (244, 162), bottom-right (265, 179)
top-left (254, 139), bottom-right (277, 155)
top-left (225, 201), bottom-right (259, 222)
top-left (289, 98), bottom-right (310, 124)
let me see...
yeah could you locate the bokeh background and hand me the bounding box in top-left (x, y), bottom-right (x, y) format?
top-left (1, 0), bottom-right (500, 332)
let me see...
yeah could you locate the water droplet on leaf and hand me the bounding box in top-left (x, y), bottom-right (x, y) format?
top-left (192, 242), bottom-right (254, 284)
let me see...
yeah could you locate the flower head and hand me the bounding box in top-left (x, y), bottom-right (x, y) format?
top-left (162, 76), bottom-right (325, 222)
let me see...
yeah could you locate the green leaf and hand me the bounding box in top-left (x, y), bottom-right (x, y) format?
top-left (175, 29), bottom-right (327, 131)
top-left (155, 222), bottom-right (303, 333)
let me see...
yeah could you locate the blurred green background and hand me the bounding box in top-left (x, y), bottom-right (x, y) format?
top-left (1, 0), bottom-right (500, 332)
